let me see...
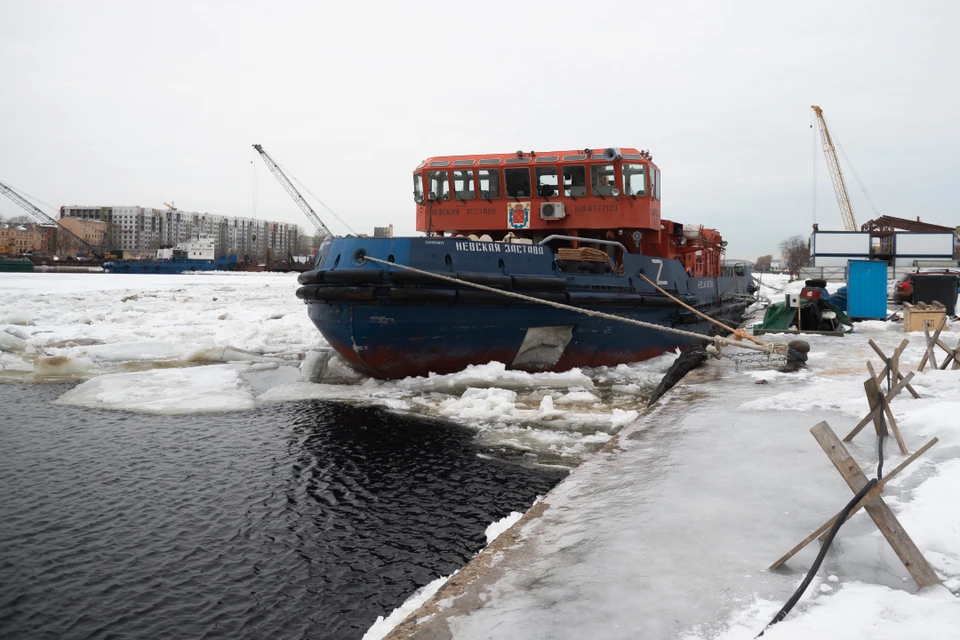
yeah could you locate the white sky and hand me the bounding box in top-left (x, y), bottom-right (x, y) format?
top-left (1, 0), bottom-right (958, 260)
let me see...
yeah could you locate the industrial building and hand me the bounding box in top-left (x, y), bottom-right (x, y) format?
top-left (806, 108), bottom-right (959, 278)
top-left (810, 217), bottom-right (958, 269)
top-left (59, 205), bottom-right (305, 260)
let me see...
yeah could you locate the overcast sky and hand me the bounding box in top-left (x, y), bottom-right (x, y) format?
top-left (1, 0), bottom-right (958, 259)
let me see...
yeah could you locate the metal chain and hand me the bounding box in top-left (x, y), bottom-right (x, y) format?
top-left (715, 350), bottom-right (787, 371)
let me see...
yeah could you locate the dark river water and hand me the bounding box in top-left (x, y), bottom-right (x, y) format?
top-left (0, 383), bottom-right (566, 640)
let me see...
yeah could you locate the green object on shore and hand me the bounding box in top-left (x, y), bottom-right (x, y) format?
top-left (0, 257), bottom-right (34, 272)
top-left (756, 299), bottom-right (852, 331)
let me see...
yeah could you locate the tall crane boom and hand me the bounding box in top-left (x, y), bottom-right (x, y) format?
top-left (811, 105), bottom-right (858, 232)
top-left (0, 179), bottom-right (103, 258)
top-left (252, 144), bottom-right (332, 239)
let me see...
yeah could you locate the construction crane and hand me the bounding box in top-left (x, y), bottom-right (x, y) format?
top-left (163, 201), bottom-right (178, 211)
top-left (252, 144), bottom-right (332, 239)
top-left (811, 105), bottom-right (858, 232)
top-left (0, 179), bottom-right (104, 258)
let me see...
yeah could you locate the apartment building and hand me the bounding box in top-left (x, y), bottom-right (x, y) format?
top-left (60, 206), bottom-right (304, 259)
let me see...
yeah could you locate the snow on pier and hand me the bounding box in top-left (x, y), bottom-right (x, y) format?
top-left (372, 279), bottom-right (960, 640)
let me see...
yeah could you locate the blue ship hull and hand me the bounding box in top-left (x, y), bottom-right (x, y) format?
top-left (103, 255), bottom-right (238, 274)
top-left (296, 237), bottom-right (754, 379)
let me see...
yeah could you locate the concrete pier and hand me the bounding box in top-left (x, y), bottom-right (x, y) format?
top-left (384, 327), bottom-right (960, 639)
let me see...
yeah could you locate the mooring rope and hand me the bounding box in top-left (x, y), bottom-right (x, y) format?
top-left (360, 256), bottom-right (788, 357)
top-left (637, 273), bottom-right (766, 347)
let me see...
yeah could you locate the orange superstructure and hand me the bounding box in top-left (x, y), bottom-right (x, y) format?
top-left (412, 147), bottom-right (726, 278)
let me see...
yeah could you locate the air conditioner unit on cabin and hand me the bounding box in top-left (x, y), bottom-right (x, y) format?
top-left (540, 202), bottom-right (566, 220)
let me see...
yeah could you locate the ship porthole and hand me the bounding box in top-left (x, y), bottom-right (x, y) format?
top-left (352, 249), bottom-right (367, 265)
top-left (388, 254), bottom-right (395, 264)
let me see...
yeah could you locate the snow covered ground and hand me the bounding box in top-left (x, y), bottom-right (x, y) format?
top-left (373, 275), bottom-right (960, 639)
top-left (4, 272), bottom-right (959, 637)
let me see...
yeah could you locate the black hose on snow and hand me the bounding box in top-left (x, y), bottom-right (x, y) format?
top-left (877, 429), bottom-right (885, 481)
top-left (757, 478), bottom-right (878, 636)
top-left (759, 365), bottom-right (892, 635)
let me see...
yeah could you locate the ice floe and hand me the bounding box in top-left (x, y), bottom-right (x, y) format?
top-left (485, 511), bottom-right (524, 544)
top-left (0, 330), bottom-right (27, 353)
top-left (1, 273), bottom-right (673, 463)
top-left (0, 272), bottom-right (319, 382)
top-left (55, 364), bottom-right (255, 414)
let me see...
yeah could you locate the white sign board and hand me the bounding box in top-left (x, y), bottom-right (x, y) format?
top-left (813, 256), bottom-right (854, 267)
top-left (811, 232), bottom-right (871, 256)
top-left (894, 233), bottom-right (954, 257)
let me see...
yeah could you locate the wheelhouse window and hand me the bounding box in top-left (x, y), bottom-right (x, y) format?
top-left (562, 165), bottom-right (587, 197)
top-left (427, 170), bottom-right (450, 200)
top-left (623, 164), bottom-right (646, 196)
top-left (413, 172), bottom-right (424, 202)
top-left (649, 168), bottom-right (657, 201)
top-left (591, 164), bottom-right (616, 196)
top-left (535, 166), bottom-right (559, 198)
top-left (504, 168), bottom-right (531, 198)
top-left (478, 169), bottom-right (500, 198)
top-left (453, 170), bottom-right (476, 200)
top-left (656, 168), bottom-right (661, 200)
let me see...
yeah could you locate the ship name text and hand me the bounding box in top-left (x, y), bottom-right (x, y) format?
top-left (454, 241), bottom-right (546, 255)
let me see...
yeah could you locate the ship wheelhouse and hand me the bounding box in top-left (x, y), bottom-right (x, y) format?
top-left (412, 147), bottom-right (727, 278)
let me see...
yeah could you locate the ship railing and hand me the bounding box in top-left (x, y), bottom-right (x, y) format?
top-left (538, 234), bottom-right (627, 275)
top-left (720, 264), bottom-right (748, 277)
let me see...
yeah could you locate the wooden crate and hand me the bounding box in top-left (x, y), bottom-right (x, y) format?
top-left (903, 302), bottom-right (946, 333)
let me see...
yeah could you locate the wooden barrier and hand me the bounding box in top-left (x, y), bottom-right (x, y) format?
top-left (918, 317), bottom-right (960, 372)
top-left (843, 361), bottom-right (912, 454)
top-left (771, 422), bottom-right (940, 588)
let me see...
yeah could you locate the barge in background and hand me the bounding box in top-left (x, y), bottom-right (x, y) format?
top-left (0, 257), bottom-right (34, 273)
top-left (104, 235), bottom-right (237, 274)
top-left (296, 147), bottom-right (755, 379)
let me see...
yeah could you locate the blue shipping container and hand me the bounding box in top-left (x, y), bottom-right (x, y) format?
top-left (847, 260), bottom-right (887, 319)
